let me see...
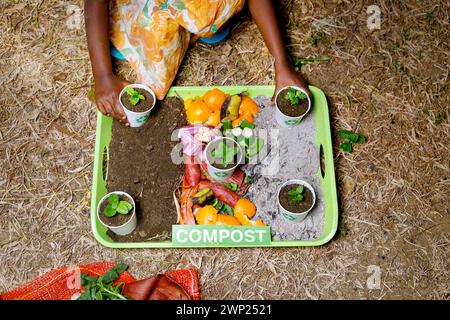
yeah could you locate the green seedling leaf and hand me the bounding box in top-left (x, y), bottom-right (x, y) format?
top-left (285, 87), bottom-right (299, 105)
top-left (126, 86), bottom-right (146, 106)
top-left (104, 204), bottom-right (117, 217)
top-left (108, 194), bottom-right (119, 208)
top-left (356, 133), bottom-right (366, 144)
top-left (117, 201), bottom-right (133, 214)
top-left (291, 194), bottom-right (304, 203)
top-left (340, 141), bottom-right (353, 153)
top-left (224, 182), bottom-right (239, 192)
top-left (213, 142), bottom-right (238, 166)
top-left (295, 185), bottom-right (304, 194)
top-left (288, 184), bottom-right (305, 203)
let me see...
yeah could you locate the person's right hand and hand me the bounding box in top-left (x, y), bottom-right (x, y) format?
top-left (94, 74), bottom-right (131, 125)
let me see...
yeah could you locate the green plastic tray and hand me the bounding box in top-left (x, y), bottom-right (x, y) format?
top-left (90, 85), bottom-right (338, 248)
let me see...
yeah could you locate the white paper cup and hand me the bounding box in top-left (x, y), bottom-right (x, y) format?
top-left (119, 84), bottom-right (156, 127)
top-left (97, 191), bottom-right (137, 236)
top-left (204, 137), bottom-right (243, 181)
top-left (277, 179), bottom-right (316, 222)
top-left (275, 86), bottom-right (312, 128)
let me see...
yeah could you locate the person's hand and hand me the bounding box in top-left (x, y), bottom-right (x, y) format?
top-left (94, 74), bottom-right (131, 125)
top-left (273, 63), bottom-right (311, 105)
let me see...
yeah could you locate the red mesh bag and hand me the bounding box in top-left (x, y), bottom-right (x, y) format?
top-left (0, 262), bottom-right (199, 300)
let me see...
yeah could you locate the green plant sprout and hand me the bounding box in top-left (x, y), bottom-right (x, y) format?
top-left (285, 87), bottom-right (307, 105)
top-left (78, 263), bottom-right (129, 300)
top-left (338, 130), bottom-right (366, 153)
top-left (212, 141), bottom-right (238, 167)
top-left (126, 87), bottom-right (145, 106)
top-left (288, 185), bottom-right (305, 204)
top-left (104, 193), bottom-right (133, 217)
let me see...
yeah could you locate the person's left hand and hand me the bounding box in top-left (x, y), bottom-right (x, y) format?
top-left (273, 63), bottom-right (311, 105)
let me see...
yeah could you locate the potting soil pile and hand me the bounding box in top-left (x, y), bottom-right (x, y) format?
top-left (106, 98), bottom-right (185, 242)
top-left (243, 96), bottom-right (325, 240)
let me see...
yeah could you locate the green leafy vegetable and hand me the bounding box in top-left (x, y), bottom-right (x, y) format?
top-left (337, 130), bottom-right (366, 153)
top-left (224, 182), bottom-right (239, 192)
top-left (104, 194), bottom-right (133, 217)
top-left (340, 141), bottom-right (353, 153)
top-left (125, 86), bottom-right (145, 106)
top-left (220, 203), bottom-right (234, 216)
top-left (285, 87), bottom-right (307, 105)
top-left (210, 197), bottom-right (233, 216)
top-left (287, 184), bottom-right (305, 204)
top-left (78, 263), bottom-right (129, 300)
top-left (244, 175), bottom-right (253, 184)
top-left (239, 119), bottom-right (255, 129)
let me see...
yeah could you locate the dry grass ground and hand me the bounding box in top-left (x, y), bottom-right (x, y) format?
top-left (0, 0), bottom-right (449, 299)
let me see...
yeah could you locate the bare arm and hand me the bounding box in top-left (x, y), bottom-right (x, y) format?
top-left (247, 0), bottom-right (311, 100)
top-left (85, 0), bottom-right (130, 123)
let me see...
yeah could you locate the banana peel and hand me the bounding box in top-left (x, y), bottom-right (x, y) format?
top-left (220, 94), bottom-right (242, 123)
top-left (192, 188), bottom-right (213, 205)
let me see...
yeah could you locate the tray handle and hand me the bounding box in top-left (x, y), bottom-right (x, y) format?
top-left (319, 144), bottom-right (326, 179)
top-left (102, 145), bottom-right (109, 184)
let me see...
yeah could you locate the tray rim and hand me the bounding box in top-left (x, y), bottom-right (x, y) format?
top-left (90, 85), bottom-right (338, 248)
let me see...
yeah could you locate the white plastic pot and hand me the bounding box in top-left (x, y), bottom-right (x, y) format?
top-left (97, 191), bottom-right (137, 236)
top-left (277, 179), bottom-right (316, 222)
top-left (275, 86), bottom-right (312, 128)
top-left (119, 84), bottom-right (156, 127)
top-left (204, 137), bottom-right (243, 181)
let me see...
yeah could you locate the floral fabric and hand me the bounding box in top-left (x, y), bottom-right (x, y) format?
top-left (110, 0), bottom-right (245, 99)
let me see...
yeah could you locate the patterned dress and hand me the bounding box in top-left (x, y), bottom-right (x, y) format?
top-left (110, 0), bottom-right (245, 99)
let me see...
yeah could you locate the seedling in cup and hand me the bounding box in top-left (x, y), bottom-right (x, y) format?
top-left (275, 86), bottom-right (312, 127)
top-left (205, 137), bottom-right (243, 181)
top-left (104, 193), bottom-right (133, 217)
top-left (277, 180), bottom-right (316, 222)
top-left (287, 184), bottom-right (305, 203)
top-left (97, 191), bottom-right (137, 236)
top-left (119, 84), bottom-right (156, 127)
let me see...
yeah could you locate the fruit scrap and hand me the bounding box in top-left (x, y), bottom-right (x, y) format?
top-left (192, 187), bottom-right (213, 205)
top-left (185, 99), bottom-right (211, 124)
top-left (233, 198), bottom-right (266, 226)
top-left (220, 94), bottom-right (241, 123)
top-left (203, 88), bottom-right (228, 112)
top-left (216, 214), bottom-right (240, 226)
top-left (232, 96), bottom-right (259, 128)
top-left (195, 205), bottom-right (218, 225)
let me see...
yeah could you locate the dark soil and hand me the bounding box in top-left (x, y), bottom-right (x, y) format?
top-left (276, 88), bottom-right (309, 117)
top-left (99, 194), bottom-right (133, 227)
top-left (120, 87), bottom-right (155, 112)
top-left (279, 184), bottom-right (314, 213)
top-left (107, 97), bottom-right (185, 241)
